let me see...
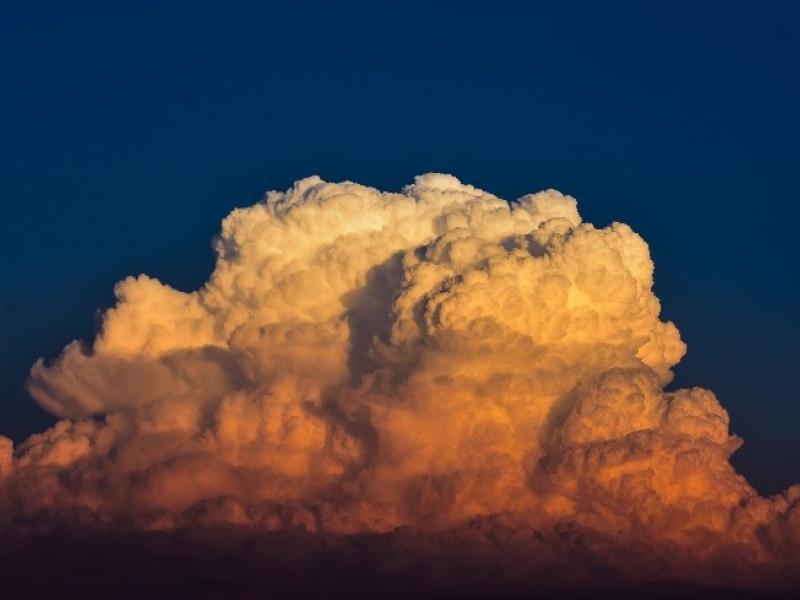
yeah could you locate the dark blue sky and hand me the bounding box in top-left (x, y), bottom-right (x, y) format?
top-left (1, 1), bottom-right (798, 494)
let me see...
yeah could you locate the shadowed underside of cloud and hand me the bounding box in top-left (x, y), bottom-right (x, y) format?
top-left (1, 522), bottom-right (797, 599)
top-left (1, 174), bottom-right (798, 594)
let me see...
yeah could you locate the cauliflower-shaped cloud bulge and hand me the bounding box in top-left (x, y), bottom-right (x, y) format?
top-left (2, 174), bottom-right (798, 589)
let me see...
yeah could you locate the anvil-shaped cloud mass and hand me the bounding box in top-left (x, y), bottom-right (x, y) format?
top-left (1, 175), bottom-right (798, 588)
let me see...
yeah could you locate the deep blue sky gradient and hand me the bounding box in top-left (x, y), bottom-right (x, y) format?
top-left (1, 1), bottom-right (798, 493)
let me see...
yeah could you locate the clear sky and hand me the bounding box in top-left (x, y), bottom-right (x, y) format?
top-left (1, 1), bottom-right (798, 494)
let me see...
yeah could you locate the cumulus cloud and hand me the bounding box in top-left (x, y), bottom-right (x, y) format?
top-left (2, 174), bottom-right (798, 591)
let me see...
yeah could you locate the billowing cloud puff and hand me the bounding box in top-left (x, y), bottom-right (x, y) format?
top-left (2, 174), bottom-right (798, 591)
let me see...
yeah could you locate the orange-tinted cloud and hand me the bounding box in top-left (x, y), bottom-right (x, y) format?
top-left (1, 174), bottom-right (798, 590)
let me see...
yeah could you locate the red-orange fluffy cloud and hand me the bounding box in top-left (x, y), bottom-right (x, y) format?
top-left (1, 175), bottom-right (798, 593)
